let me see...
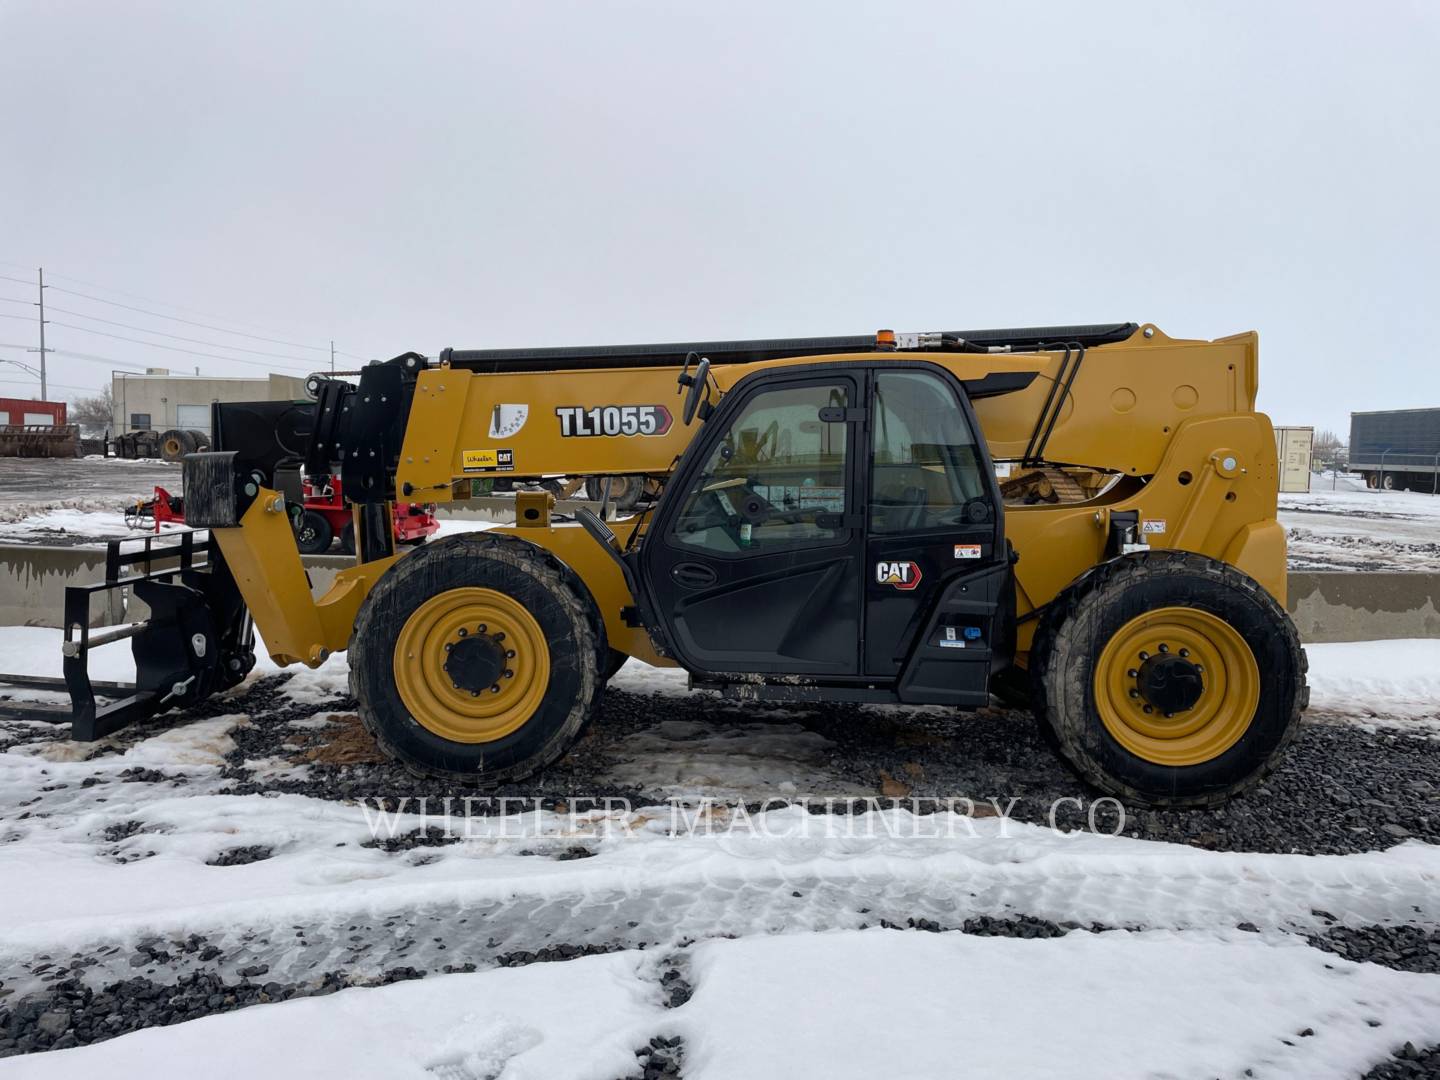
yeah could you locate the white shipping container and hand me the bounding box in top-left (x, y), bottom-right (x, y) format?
top-left (1274, 426), bottom-right (1313, 493)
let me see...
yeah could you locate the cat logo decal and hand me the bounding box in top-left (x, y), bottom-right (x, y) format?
top-left (875, 560), bottom-right (923, 591)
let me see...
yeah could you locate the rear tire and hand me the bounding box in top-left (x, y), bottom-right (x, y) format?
top-left (294, 510), bottom-right (334, 554)
top-left (349, 533), bottom-right (605, 784)
top-left (1032, 551), bottom-right (1307, 808)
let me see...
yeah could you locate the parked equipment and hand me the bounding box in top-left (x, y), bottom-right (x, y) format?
top-left (1350, 408), bottom-right (1440, 492)
top-left (59, 323), bottom-right (1307, 806)
top-left (0, 423), bottom-right (80, 458)
top-left (124, 481), bottom-right (440, 553)
top-left (111, 428), bottom-right (210, 461)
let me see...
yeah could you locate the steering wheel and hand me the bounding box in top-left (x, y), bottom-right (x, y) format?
top-left (937, 497), bottom-right (993, 526)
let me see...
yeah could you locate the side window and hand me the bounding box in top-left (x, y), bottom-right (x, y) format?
top-left (670, 382), bottom-right (850, 554)
top-left (870, 370), bottom-right (988, 533)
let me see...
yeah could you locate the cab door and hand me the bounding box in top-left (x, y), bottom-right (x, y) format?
top-left (863, 367), bottom-right (1010, 705)
top-left (639, 372), bottom-right (863, 676)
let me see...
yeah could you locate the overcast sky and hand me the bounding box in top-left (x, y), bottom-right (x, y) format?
top-left (2, 0), bottom-right (1436, 436)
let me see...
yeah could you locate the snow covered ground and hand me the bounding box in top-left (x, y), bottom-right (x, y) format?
top-left (2, 471), bottom-right (1440, 1075)
top-left (6, 928), bottom-right (1440, 1080)
top-left (2, 628), bottom-right (1440, 1075)
top-left (1279, 479), bottom-right (1440, 571)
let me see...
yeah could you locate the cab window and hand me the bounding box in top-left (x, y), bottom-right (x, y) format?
top-left (870, 370), bottom-right (989, 533)
top-left (670, 382), bottom-right (850, 554)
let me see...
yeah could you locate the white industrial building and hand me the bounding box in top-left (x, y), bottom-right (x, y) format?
top-left (111, 369), bottom-right (308, 436)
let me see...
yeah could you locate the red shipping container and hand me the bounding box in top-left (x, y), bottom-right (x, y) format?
top-left (0, 397), bottom-right (67, 426)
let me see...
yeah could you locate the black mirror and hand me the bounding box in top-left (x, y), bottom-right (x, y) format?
top-left (683, 358), bottom-right (711, 424)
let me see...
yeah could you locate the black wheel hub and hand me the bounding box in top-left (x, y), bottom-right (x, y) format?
top-left (1136, 654), bottom-right (1205, 714)
top-left (443, 635), bottom-right (506, 693)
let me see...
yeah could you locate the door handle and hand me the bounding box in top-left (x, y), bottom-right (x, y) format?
top-left (671, 562), bottom-right (718, 589)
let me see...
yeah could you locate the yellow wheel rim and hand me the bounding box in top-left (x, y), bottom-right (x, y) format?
top-left (393, 587), bottom-right (550, 744)
top-left (163, 437), bottom-right (183, 457)
top-left (1093, 606), bottom-right (1259, 767)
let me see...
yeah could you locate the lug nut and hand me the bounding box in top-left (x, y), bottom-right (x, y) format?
top-left (1129, 689), bottom-right (1139, 699)
top-left (1179, 648), bottom-right (1189, 658)
top-left (478, 624), bottom-right (487, 633)
top-left (1138, 651), bottom-right (1149, 660)
top-left (458, 628), bottom-right (468, 637)
top-left (471, 690), bottom-right (480, 697)
top-left (445, 643), bottom-right (453, 651)
top-left (503, 669), bottom-right (513, 679)
top-left (494, 632), bottom-right (506, 643)
top-left (1143, 705), bottom-right (1154, 714)
top-left (505, 649), bottom-right (515, 659)
top-left (490, 684), bottom-right (501, 694)
top-left (1158, 643), bottom-right (1169, 653)
top-left (1127, 669), bottom-right (1138, 678)
top-left (452, 682), bottom-right (460, 690)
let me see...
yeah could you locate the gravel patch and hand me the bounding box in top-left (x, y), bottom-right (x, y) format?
top-left (1362, 1043), bottom-right (1440, 1079)
top-left (1311, 925), bottom-right (1440, 975)
top-left (205, 846), bottom-right (273, 867)
top-left (203, 679), bottom-right (1440, 857)
top-left (0, 940), bottom-right (632, 1058)
top-left (618, 1036), bottom-right (684, 1080)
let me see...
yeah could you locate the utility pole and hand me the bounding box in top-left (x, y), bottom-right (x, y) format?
top-left (330, 340), bottom-right (335, 374)
top-left (29, 267), bottom-right (51, 400)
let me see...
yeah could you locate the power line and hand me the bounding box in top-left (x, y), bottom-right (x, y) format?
top-left (44, 284), bottom-right (335, 352)
top-left (45, 320), bottom-right (317, 373)
top-left (0, 377), bottom-right (97, 393)
top-left (49, 349), bottom-right (151, 372)
top-left (3, 262), bottom-right (375, 369)
top-left (43, 304), bottom-right (328, 365)
top-left (41, 268), bottom-right (339, 341)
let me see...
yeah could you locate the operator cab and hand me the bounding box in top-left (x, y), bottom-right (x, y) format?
top-left (636, 362), bottom-right (1013, 706)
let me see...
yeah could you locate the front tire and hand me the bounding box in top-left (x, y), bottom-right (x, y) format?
top-left (1032, 551), bottom-right (1307, 808)
top-left (349, 533), bottom-right (603, 784)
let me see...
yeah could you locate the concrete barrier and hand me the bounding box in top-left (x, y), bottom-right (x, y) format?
top-left (0, 545), bottom-right (351, 629)
top-left (0, 546), bottom-right (124, 628)
top-left (1287, 572), bottom-right (1440, 643)
top-left (3, 542), bottom-right (1440, 643)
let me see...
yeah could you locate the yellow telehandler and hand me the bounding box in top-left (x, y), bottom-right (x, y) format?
top-left (58, 322), bottom-right (1306, 806)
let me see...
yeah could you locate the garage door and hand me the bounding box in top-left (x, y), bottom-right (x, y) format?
top-left (176, 404), bottom-right (211, 436)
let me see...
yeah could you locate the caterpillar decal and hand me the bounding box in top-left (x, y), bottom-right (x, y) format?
top-left (876, 560), bottom-right (923, 590)
top-left (556, 404), bottom-right (673, 438)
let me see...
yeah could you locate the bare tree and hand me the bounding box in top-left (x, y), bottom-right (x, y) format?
top-left (1312, 428), bottom-right (1343, 451)
top-left (70, 386), bottom-right (115, 436)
